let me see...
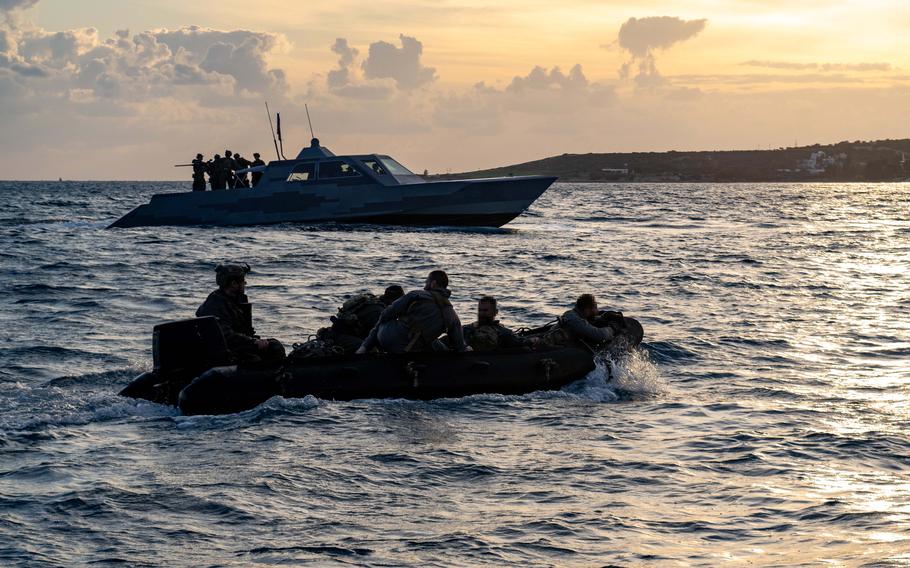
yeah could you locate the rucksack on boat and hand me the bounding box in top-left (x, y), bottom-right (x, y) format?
top-left (539, 325), bottom-right (570, 348)
top-left (332, 293), bottom-right (383, 336)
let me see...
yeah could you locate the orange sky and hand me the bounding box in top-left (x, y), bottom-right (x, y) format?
top-left (2, 0), bottom-right (909, 179)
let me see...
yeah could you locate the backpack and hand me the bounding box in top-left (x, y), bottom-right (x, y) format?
top-left (332, 293), bottom-right (384, 336)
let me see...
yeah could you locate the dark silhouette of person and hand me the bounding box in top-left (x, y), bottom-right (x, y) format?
top-left (208, 154), bottom-right (226, 190)
top-left (196, 263), bottom-right (285, 363)
top-left (191, 153), bottom-right (207, 191)
top-left (251, 153), bottom-right (266, 187)
top-left (233, 153), bottom-right (251, 188)
top-left (223, 150), bottom-right (236, 189)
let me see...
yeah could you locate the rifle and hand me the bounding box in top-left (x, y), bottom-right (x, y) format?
top-left (174, 164), bottom-right (193, 167)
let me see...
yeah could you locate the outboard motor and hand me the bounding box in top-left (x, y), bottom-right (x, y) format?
top-left (153, 316), bottom-right (232, 372)
top-left (120, 317), bottom-right (233, 405)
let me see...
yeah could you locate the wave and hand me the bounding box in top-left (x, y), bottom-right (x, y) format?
top-left (0, 385), bottom-right (178, 435)
top-left (644, 341), bottom-right (699, 363)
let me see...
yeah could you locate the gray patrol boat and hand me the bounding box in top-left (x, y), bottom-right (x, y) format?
top-left (109, 139), bottom-right (556, 228)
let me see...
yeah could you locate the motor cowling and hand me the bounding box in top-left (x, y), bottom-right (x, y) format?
top-left (153, 316), bottom-right (232, 372)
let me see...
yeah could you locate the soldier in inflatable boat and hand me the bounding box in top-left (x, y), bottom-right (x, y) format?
top-left (541, 293), bottom-right (638, 350)
top-left (196, 263), bottom-right (285, 363)
top-left (460, 296), bottom-right (533, 351)
top-left (356, 270), bottom-right (470, 354)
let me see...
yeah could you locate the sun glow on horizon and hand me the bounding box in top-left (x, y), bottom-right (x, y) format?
top-left (2, 0), bottom-right (909, 178)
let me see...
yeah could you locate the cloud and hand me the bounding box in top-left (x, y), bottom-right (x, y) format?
top-left (616, 16), bottom-right (707, 89)
top-left (327, 37), bottom-right (358, 89)
top-left (0, 0), bottom-right (37, 10)
top-left (0, 24), bottom-right (288, 101)
top-left (362, 34), bottom-right (436, 89)
top-left (153, 26), bottom-right (289, 93)
top-left (323, 36), bottom-right (416, 99)
top-left (432, 64), bottom-right (615, 133)
top-left (506, 64), bottom-right (589, 94)
top-left (618, 16), bottom-right (707, 57)
top-left (0, 0), bottom-right (38, 28)
top-left (329, 83), bottom-right (393, 99)
top-left (741, 60), bottom-right (892, 72)
top-left (673, 72), bottom-right (869, 86)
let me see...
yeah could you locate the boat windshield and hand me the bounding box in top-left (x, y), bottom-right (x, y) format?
top-left (287, 162), bottom-right (315, 182)
top-left (320, 160), bottom-right (361, 179)
top-left (362, 160), bottom-right (389, 176)
top-left (378, 157), bottom-right (415, 176)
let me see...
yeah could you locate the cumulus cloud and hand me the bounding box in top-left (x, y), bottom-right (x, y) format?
top-left (616, 16), bottom-right (707, 88)
top-left (362, 34), bottom-right (436, 89)
top-left (154, 27), bottom-right (288, 93)
top-left (0, 0), bottom-right (38, 27)
top-left (0, 0), bottom-right (38, 10)
top-left (506, 64), bottom-right (589, 93)
top-left (327, 37), bottom-right (358, 89)
top-left (741, 60), bottom-right (892, 72)
top-left (433, 64), bottom-right (615, 133)
top-left (0, 24), bottom-right (288, 99)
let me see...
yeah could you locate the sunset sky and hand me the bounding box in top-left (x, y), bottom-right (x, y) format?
top-left (2, 0), bottom-right (909, 179)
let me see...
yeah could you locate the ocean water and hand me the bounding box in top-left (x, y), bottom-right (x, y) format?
top-left (0, 181), bottom-right (908, 567)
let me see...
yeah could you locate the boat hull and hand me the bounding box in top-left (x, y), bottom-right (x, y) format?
top-left (121, 345), bottom-right (596, 416)
top-left (109, 176), bottom-right (556, 229)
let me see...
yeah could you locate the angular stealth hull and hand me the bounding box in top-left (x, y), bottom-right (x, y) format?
top-left (109, 175), bottom-right (556, 229)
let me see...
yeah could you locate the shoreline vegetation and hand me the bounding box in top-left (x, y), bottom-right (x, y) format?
top-left (435, 138), bottom-right (910, 183)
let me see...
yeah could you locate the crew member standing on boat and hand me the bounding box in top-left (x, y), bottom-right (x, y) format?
top-left (196, 263), bottom-right (285, 363)
top-left (223, 150), bottom-right (236, 189)
top-left (191, 154), bottom-right (207, 191)
top-left (356, 271), bottom-right (469, 354)
top-left (233, 153), bottom-right (251, 188)
top-left (208, 154), bottom-right (225, 190)
top-left (250, 153), bottom-right (265, 187)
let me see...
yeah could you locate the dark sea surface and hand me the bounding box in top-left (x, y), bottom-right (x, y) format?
top-left (0, 181), bottom-right (908, 567)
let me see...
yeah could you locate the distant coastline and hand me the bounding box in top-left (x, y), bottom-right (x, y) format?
top-left (436, 138), bottom-right (910, 183)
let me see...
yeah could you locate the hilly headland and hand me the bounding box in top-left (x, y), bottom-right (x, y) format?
top-left (439, 138), bottom-right (910, 182)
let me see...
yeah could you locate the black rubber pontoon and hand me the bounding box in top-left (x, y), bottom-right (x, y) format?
top-left (119, 314), bottom-right (643, 416)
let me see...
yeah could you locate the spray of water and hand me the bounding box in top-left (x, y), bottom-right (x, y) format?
top-left (567, 345), bottom-right (667, 402)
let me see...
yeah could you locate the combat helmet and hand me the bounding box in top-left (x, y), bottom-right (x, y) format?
top-left (215, 263), bottom-right (251, 288)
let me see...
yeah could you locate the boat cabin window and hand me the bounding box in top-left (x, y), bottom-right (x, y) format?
top-left (362, 160), bottom-right (388, 176)
top-left (287, 162), bottom-right (316, 182)
top-left (319, 161), bottom-right (361, 179)
top-left (378, 157), bottom-right (415, 176)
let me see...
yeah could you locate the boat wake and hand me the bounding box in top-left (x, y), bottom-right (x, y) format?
top-left (564, 345), bottom-right (667, 402)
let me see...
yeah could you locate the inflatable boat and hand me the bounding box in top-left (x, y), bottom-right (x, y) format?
top-left (119, 314), bottom-right (643, 416)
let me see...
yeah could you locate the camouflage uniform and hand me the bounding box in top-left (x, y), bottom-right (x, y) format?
top-left (462, 320), bottom-right (530, 351)
top-left (555, 307), bottom-right (614, 346)
top-left (196, 289), bottom-right (284, 363)
top-left (360, 288), bottom-right (467, 353)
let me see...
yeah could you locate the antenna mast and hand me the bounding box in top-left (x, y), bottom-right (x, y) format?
top-left (276, 112), bottom-right (287, 160)
top-left (305, 104), bottom-right (316, 141)
top-left (265, 101), bottom-right (280, 160)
